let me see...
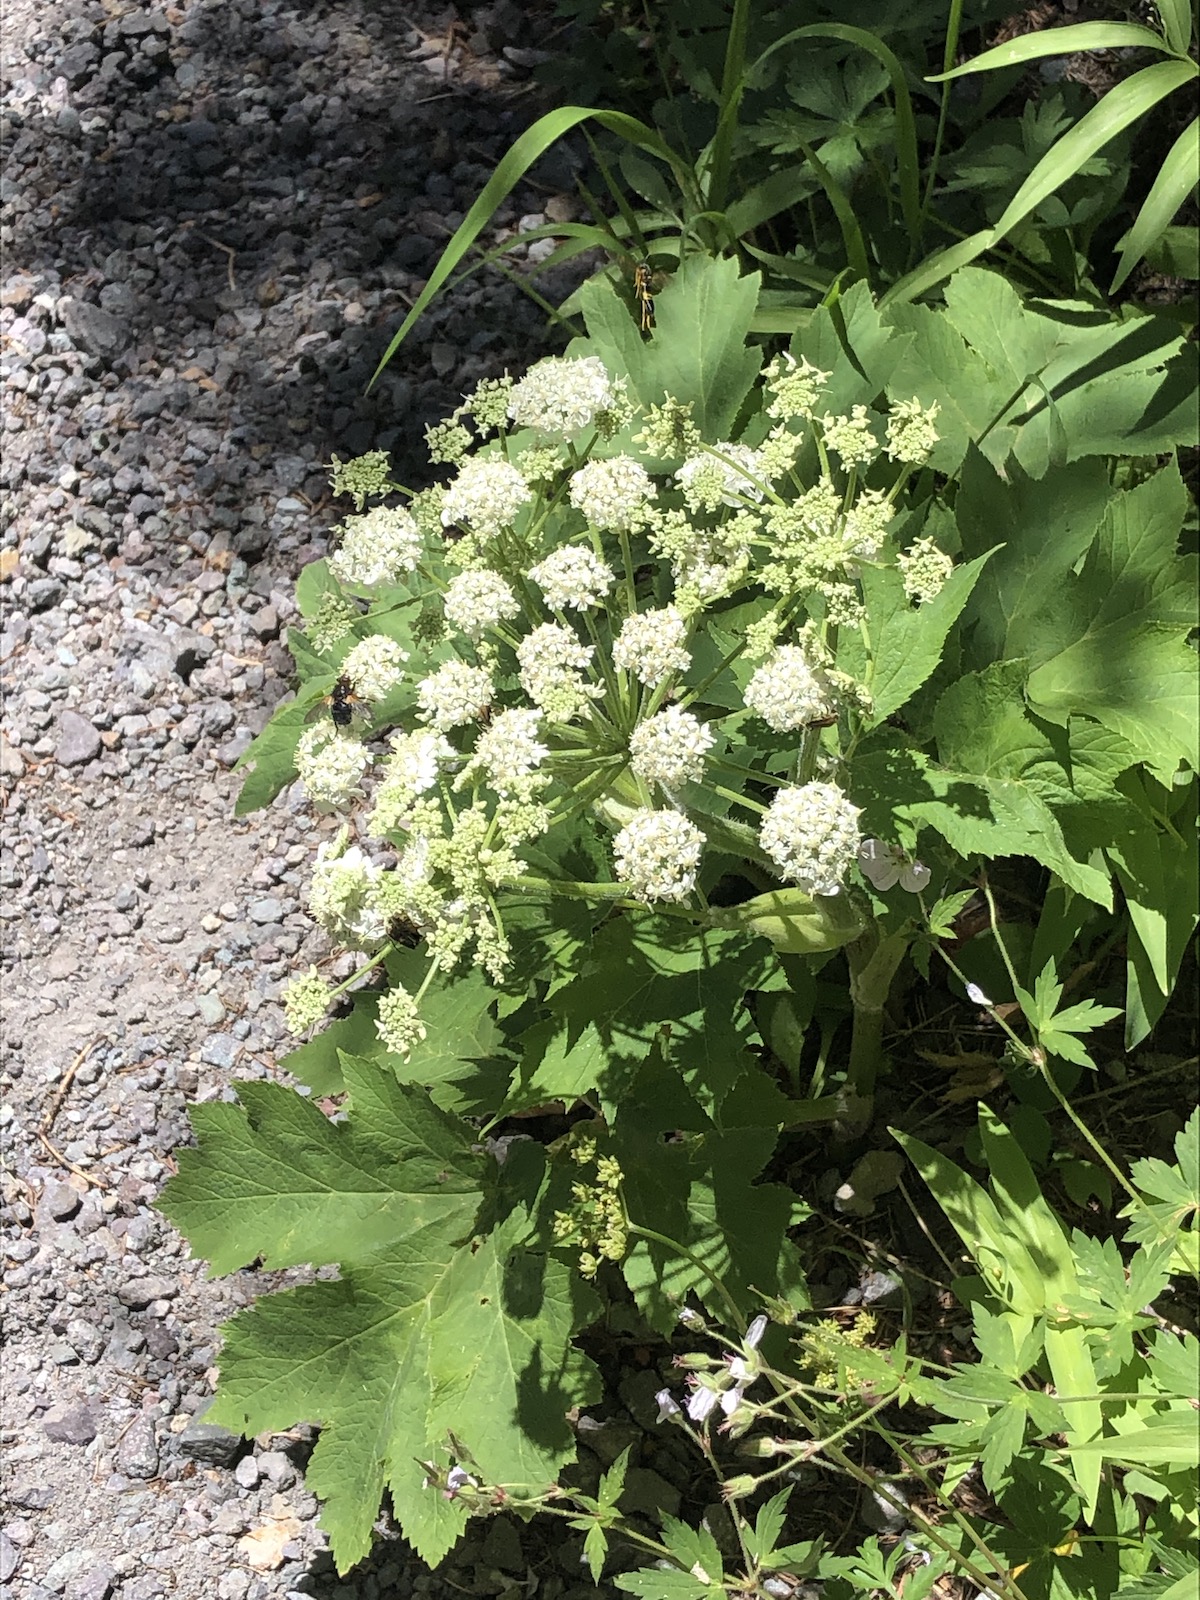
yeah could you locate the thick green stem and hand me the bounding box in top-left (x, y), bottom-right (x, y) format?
top-left (837, 926), bottom-right (911, 1138)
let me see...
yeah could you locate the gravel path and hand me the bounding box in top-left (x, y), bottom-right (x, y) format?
top-left (1, 3), bottom-right (585, 1594)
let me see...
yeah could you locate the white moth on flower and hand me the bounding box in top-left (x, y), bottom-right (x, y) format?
top-left (897, 538), bottom-right (953, 605)
top-left (507, 355), bottom-right (617, 436)
top-left (612, 606), bottom-right (690, 687)
top-left (442, 569), bottom-right (519, 639)
top-left (416, 660), bottom-right (494, 732)
top-left (294, 724), bottom-right (371, 811)
top-left (529, 544), bottom-right (615, 611)
top-left (886, 397), bottom-right (941, 464)
top-left (744, 644), bottom-right (834, 732)
top-left (613, 808), bottom-right (705, 903)
top-left (517, 623), bottom-right (600, 721)
top-left (340, 635), bottom-right (408, 702)
top-left (328, 505), bottom-right (423, 589)
top-left (440, 455), bottom-right (531, 538)
top-left (759, 782), bottom-right (862, 896)
top-left (858, 838), bottom-right (931, 893)
top-left (628, 705), bottom-right (714, 792)
top-left (675, 442), bottom-right (765, 511)
top-left (567, 454), bottom-right (654, 531)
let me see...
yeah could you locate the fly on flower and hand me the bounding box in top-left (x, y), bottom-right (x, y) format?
top-left (633, 260), bottom-right (656, 335)
top-left (327, 674), bottom-right (360, 729)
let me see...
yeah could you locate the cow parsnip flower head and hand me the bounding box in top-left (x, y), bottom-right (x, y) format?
top-left (517, 623), bottom-right (600, 721)
top-left (440, 455), bottom-right (531, 538)
top-left (341, 635), bottom-right (408, 702)
top-left (820, 406), bottom-right (879, 469)
top-left (442, 569), bottom-right (519, 639)
top-left (417, 660), bottom-right (494, 732)
top-left (463, 708), bottom-right (549, 799)
top-left (634, 396), bottom-right (702, 459)
top-left (759, 782), bottom-right (862, 896)
top-left (628, 706), bottom-right (714, 792)
top-left (842, 488), bottom-right (893, 561)
top-left (897, 537), bottom-right (954, 605)
top-left (886, 397), bottom-right (941, 464)
top-left (507, 355), bottom-right (617, 437)
top-left (295, 724), bottom-right (371, 811)
top-left (281, 965), bottom-right (333, 1035)
top-left (424, 418), bottom-right (473, 466)
top-left (328, 505), bottom-right (423, 589)
top-left (744, 644), bottom-right (835, 733)
top-left (369, 729), bottom-right (455, 838)
top-left (529, 545), bottom-right (615, 612)
top-left (308, 832), bottom-right (387, 949)
top-left (307, 591), bottom-right (359, 655)
top-left (676, 443), bottom-right (765, 512)
top-left (762, 352), bottom-right (831, 421)
top-left (567, 455), bottom-right (654, 532)
top-left (330, 450), bottom-right (392, 510)
top-left (612, 606), bottom-right (690, 687)
top-left (375, 984), bottom-right (428, 1058)
top-left (613, 808), bottom-right (705, 903)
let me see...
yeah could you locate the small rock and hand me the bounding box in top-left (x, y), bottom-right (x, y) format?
top-left (200, 1034), bottom-right (241, 1069)
top-left (26, 576), bottom-right (66, 612)
top-left (43, 1402), bottom-right (98, 1445)
top-left (247, 896), bottom-right (284, 925)
top-left (862, 1480), bottom-right (909, 1533)
top-left (0, 1531), bottom-right (19, 1582)
top-left (42, 1180), bottom-right (83, 1221)
top-left (67, 1560), bottom-right (119, 1600)
top-left (233, 1454), bottom-right (260, 1488)
top-left (55, 710), bottom-right (102, 768)
top-left (59, 298), bottom-right (130, 360)
top-left (0, 734), bottom-right (24, 779)
top-left (116, 1415), bottom-right (160, 1480)
top-left (170, 629), bottom-right (216, 681)
top-left (176, 1405), bottom-right (243, 1467)
top-left (116, 1274), bottom-right (177, 1309)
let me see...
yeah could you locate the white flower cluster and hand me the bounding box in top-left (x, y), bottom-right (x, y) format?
top-left (369, 728), bottom-right (454, 836)
top-left (676, 443), bottom-right (765, 511)
top-left (443, 569), bottom-right (519, 639)
top-left (281, 965), bottom-right (332, 1034)
top-left (341, 636), bottom-right (408, 702)
top-left (820, 407), bottom-right (878, 468)
top-left (759, 782), bottom-right (861, 895)
top-left (762, 353), bottom-right (830, 421)
top-left (841, 489), bottom-right (893, 561)
top-left (440, 456), bottom-right (530, 537)
top-left (897, 538), bottom-right (953, 605)
top-left (613, 808), bottom-right (705, 903)
top-left (517, 623), bottom-right (599, 721)
top-left (612, 606), bottom-right (690, 687)
top-left (417, 661), bottom-right (494, 732)
top-left (744, 644), bottom-right (834, 732)
top-left (886, 397), bottom-right (941, 464)
top-left (529, 544), bottom-right (614, 611)
top-left (508, 355), bottom-right (617, 437)
top-left (466, 708), bottom-right (549, 798)
top-left (295, 724), bottom-right (370, 810)
top-left (375, 984), bottom-right (427, 1058)
top-left (628, 706), bottom-right (713, 792)
top-left (568, 455), bottom-right (654, 531)
top-left (328, 505), bottom-right (423, 588)
top-left (308, 834), bottom-right (386, 948)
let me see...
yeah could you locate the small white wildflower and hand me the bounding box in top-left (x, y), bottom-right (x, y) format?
top-left (628, 706), bottom-right (713, 792)
top-left (966, 982), bottom-right (993, 1007)
top-left (440, 455), bottom-right (531, 538)
top-left (858, 838), bottom-right (930, 893)
top-left (676, 443), bottom-right (765, 511)
top-left (745, 1314), bottom-right (768, 1351)
top-left (375, 984), bottom-right (427, 1058)
top-left (759, 782), bottom-right (861, 895)
top-left (281, 965), bottom-right (332, 1034)
top-left (886, 397), bottom-right (941, 464)
top-left (369, 729), bottom-right (455, 836)
top-left (467, 708), bottom-right (549, 798)
top-left (685, 1379), bottom-right (722, 1424)
top-left (517, 623), bottom-right (599, 721)
top-left (820, 406), bottom-right (878, 468)
top-left (897, 538), bottom-right (953, 605)
top-left (328, 505), bottom-right (423, 589)
top-left (416, 661), bottom-right (494, 732)
top-left (529, 544), bottom-right (615, 611)
top-left (443, 1465), bottom-right (478, 1501)
top-left (613, 808), bottom-right (705, 903)
top-left (507, 355), bottom-right (616, 436)
top-left (744, 644), bottom-right (835, 732)
top-left (567, 454), bottom-right (654, 531)
top-left (307, 591), bottom-right (359, 655)
top-left (612, 606), bottom-right (690, 687)
top-left (443, 569), bottom-right (519, 639)
top-left (309, 834), bottom-right (387, 948)
top-left (294, 724), bottom-right (371, 810)
top-left (655, 1388), bottom-right (682, 1423)
top-left (340, 635), bottom-right (408, 702)
top-left (763, 352), bottom-right (830, 421)
top-left (842, 488), bottom-right (893, 560)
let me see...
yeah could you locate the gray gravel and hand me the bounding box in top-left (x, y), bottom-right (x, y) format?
top-left (0, 1), bottom-right (596, 1594)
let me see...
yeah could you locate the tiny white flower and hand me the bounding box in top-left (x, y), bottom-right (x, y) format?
top-left (744, 644), bottom-right (834, 732)
top-left (628, 705), bottom-right (713, 792)
top-left (328, 505), bottom-right (423, 589)
top-left (443, 569), bottom-right (519, 640)
top-left (308, 833), bottom-right (387, 949)
top-left (613, 808), bottom-right (705, 903)
top-left (612, 606), bottom-right (690, 687)
top-left (369, 730), bottom-right (455, 837)
top-left (340, 636), bottom-right (408, 703)
top-left (507, 354), bottom-right (617, 436)
top-left (676, 442), bottom-right (765, 511)
top-left (655, 1388), bottom-right (682, 1423)
top-left (759, 782), bottom-right (861, 896)
top-left (440, 455), bottom-right (531, 538)
top-left (529, 544), bottom-right (615, 611)
top-left (567, 454), bottom-right (654, 531)
top-left (417, 660), bottom-right (494, 732)
top-left (443, 1465), bottom-right (478, 1501)
top-left (966, 982), bottom-right (993, 1007)
top-left (685, 1380), bottom-right (721, 1424)
top-left (745, 1314), bottom-right (768, 1351)
top-left (821, 406), bottom-right (878, 468)
top-left (897, 537), bottom-right (953, 605)
top-left (858, 839), bottom-right (930, 894)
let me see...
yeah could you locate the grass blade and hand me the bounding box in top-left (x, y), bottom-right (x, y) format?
top-left (1111, 115), bottom-right (1200, 290)
top-left (1154, 0), bottom-right (1194, 55)
top-left (878, 227), bottom-right (997, 308)
top-left (800, 142), bottom-right (869, 284)
top-left (927, 21), bottom-right (1167, 79)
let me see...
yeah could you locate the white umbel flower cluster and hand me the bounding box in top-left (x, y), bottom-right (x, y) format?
top-left (468, 709), bottom-right (549, 797)
top-left (517, 623), bottom-right (599, 721)
top-left (744, 644), bottom-right (834, 732)
top-left (759, 782), bottom-right (861, 896)
top-left (613, 808), bottom-right (705, 903)
top-left (676, 442), bottom-right (765, 511)
top-left (440, 456), bottom-right (531, 537)
top-left (762, 353), bottom-right (830, 421)
top-left (369, 729), bottom-right (454, 836)
top-left (294, 724), bottom-right (370, 810)
top-left (820, 407), bottom-right (878, 468)
top-left (628, 706), bottom-right (713, 792)
top-left (375, 984), bottom-right (427, 1058)
top-left (281, 965), bottom-right (332, 1035)
top-left (612, 606), bottom-right (690, 687)
top-left (507, 355), bottom-right (616, 436)
top-left (308, 835), bottom-right (387, 948)
top-left (886, 397), bottom-right (941, 464)
top-left (443, 569), bottom-right (519, 639)
top-left (567, 455), bottom-right (654, 531)
top-left (416, 660), bottom-right (494, 731)
top-left (897, 538), bottom-right (953, 605)
top-left (329, 505), bottom-right (423, 589)
top-left (529, 544), bottom-right (615, 611)
top-left (341, 636), bottom-right (408, 702)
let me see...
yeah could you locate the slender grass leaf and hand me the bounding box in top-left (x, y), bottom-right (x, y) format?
top-left (726, 169), bottom-right (819, 238)
top-left (1061, 1416), bottom-right (1200, 1465)
top-left (1112, 116), bottom-right (1200, 290)
top-left (800, 140), bottom-right (869, 282)
top-left (1155, 0), bottom-right (1194, 54)
top-left (927, 22), bottom-right (1168, 80)
top-left (880, 228), bottom-right (998, 309)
